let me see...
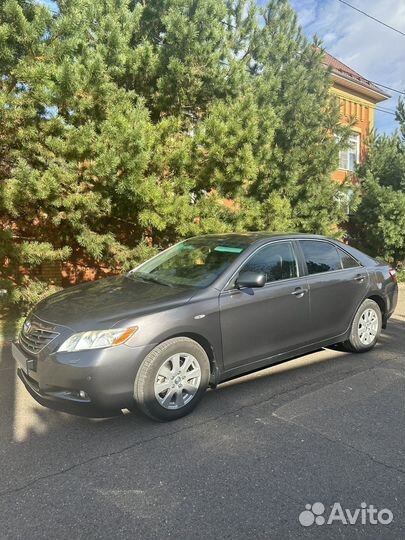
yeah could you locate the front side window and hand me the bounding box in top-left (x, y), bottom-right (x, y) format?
top-left (240, 242), bottom-right (298, 283)
top-left (300, 241), bottom-right (341, 275)
top-left (339, 131), bottom-right (360, 171)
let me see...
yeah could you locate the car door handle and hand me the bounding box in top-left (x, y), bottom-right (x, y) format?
top-left (291, 287), bottom-right (308, 297)
top-left (353, 274), bottom-right (365, 282)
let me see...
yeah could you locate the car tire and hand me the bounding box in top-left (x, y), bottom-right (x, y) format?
top-left (341, 299), bottom-right (382, 353)
top-left (134, 337), bottom-right (210, 422)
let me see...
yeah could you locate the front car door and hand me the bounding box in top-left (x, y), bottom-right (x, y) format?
top-left (297, 239), bottom-right (369, 342)
top-left (219, 240), bottom-right (311, 373)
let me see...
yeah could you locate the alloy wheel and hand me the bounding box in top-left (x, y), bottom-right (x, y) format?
top-left (357, 308), bottom-right (378, 345)
top-left (154, 353), bottom-right (201, 410)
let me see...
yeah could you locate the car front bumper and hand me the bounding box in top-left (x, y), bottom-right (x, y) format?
top-left (12, 340), bottom-right (155, 416)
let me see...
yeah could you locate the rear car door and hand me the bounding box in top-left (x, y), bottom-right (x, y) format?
top-left (219, 241), bottom-right (311, 372)
top-left (298, 239), bottom-right (369, 342)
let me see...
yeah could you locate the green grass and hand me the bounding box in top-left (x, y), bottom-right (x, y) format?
top-left (0, 306), bottom-right (24, 342)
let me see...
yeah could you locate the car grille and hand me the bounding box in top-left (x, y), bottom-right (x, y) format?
top-left (19, 317), bottom-right (60, 355)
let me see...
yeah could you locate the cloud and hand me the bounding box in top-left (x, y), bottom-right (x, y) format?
top-left (290, 0), bottom-right (405, 134)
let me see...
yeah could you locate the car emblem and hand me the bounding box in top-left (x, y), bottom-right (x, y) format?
top-left (23, 319), bottom-right (32, 334)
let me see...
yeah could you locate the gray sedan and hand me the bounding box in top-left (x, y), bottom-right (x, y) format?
top-left (13, 233), bottom-right (398, 421)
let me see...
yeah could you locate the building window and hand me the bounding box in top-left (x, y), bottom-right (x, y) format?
top-left (339, 131), bottom-right (360, 171)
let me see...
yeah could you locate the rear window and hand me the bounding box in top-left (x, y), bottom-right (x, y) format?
top-left (300, 240), bottom-right (341, 275)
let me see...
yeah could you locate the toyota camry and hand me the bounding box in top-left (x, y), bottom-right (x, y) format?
top-left (13, 233), bottom-right (398, 421)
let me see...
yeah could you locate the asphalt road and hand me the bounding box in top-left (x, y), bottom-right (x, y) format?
top-left (0, 290), bottom-right (404, 540)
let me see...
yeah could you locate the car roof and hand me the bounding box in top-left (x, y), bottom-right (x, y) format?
top-left (190, 232), bottom-right (329, 246)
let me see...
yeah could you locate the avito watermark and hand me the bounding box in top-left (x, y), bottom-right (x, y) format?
top-left (299, 502), bottom-right (393, 527)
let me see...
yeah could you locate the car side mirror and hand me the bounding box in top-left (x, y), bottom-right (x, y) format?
top-left (235, 271), bottom-right (266, 289)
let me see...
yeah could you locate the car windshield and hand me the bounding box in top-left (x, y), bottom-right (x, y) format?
top-left (128, 237), bottom-right (250, 288)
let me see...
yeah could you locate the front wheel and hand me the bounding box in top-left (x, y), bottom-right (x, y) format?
top-left (134, 337), bottom-right (210, 421)
top-left (341, 299), bottom-right (382, 353)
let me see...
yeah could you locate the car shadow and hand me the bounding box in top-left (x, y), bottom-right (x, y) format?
top-left (1, 317), bottom-right (402, 447)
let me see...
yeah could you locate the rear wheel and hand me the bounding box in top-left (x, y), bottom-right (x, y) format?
top-left (341, 299), bottom-right (382, 353)
top-left (134, 337), bottom-right (210, 421)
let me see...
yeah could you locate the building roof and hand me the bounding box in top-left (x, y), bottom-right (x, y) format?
top-left (323, 52), bottom-right (390, 102)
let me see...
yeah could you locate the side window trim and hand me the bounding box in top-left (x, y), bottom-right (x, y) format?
top-left (223, 240), bottom-right (301, 291)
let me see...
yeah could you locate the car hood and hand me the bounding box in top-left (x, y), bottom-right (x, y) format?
top-left (33, 275), bottom-right (196, 331)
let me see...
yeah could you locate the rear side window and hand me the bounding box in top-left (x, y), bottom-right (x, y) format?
top-left (300, 241), bottom-right (341, 275)
top-left (337, 247), bottom-right (361, 269)
top-left (240, 242), bottom-right (298, 283)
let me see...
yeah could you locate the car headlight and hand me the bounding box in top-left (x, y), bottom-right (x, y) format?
top-left (58, 326), bottom-right (138, 352)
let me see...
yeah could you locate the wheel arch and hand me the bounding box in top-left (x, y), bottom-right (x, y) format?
top-left (367, 294), bottom-right (387, 327)
top-left (161, 332), bottom-right (220, 386)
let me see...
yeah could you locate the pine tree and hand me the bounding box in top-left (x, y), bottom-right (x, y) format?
top-left (350, 98), bottom-right (405, 265)
top-left (1, 0), bottom-right (350, 309)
